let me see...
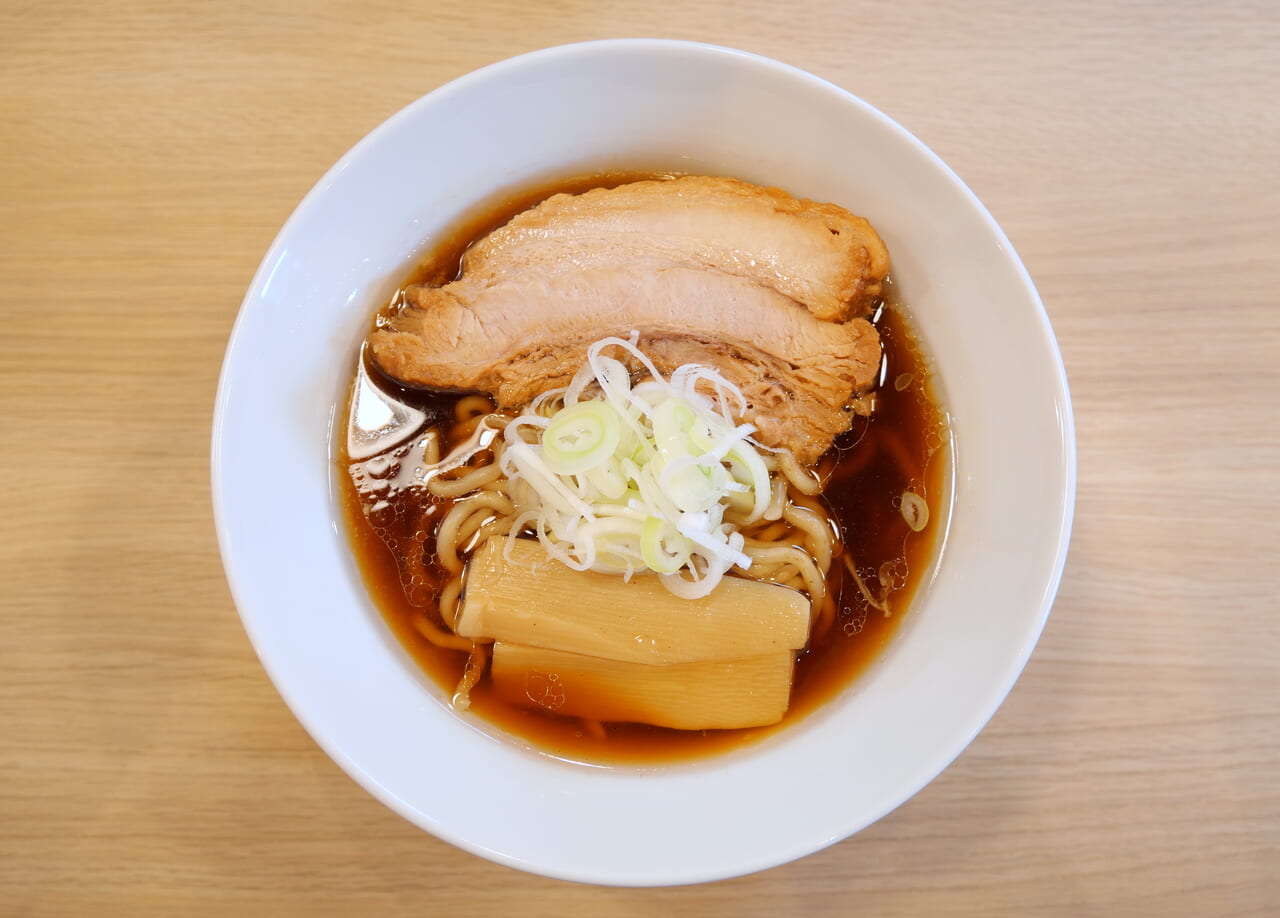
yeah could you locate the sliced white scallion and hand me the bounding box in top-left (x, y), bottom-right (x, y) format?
top-left (641, 517), bottom-right (692, 574)
top-left (900, 491), bottom-right (929, 532)
top-left (541, 401), bottom-right (621, 476)
top-left (501, 334), bottom-right (776, 598)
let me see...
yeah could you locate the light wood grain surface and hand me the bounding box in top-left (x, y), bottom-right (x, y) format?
top-left (2, 1), bottom-right (1277, 914)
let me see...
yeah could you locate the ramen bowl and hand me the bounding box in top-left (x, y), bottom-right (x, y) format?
top-left (212, 39), bottom-right (1074, 885)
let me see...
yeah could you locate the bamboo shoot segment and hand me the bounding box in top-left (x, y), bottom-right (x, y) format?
top-left (490, 643), bottom-right (795, 730)
top-left (455, 538), bottom-right (810, 664)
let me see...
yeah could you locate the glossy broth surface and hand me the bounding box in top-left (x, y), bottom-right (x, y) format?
top-left (337, 173), bottom-right (949, 764)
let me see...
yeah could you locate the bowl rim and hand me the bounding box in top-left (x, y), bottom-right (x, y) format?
top-left (212, 37), bottom-right (1076, 886)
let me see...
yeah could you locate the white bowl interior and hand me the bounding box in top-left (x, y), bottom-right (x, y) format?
top-left (213, 40), bottom-right (1074, 886)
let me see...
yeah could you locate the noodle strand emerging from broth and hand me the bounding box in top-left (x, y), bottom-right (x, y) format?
top-left (434, 491), bottom-right (515, 574)
top-left (842, 554), bottom-right (892, 616)
top-left (451, 643), bottom-right (489, 711)
top-left (426, 461), bottom-right (504, 498)
top-left (411, 610), bottom-right (474, 653)
top-left (437, 576), bottom-right (463, 630)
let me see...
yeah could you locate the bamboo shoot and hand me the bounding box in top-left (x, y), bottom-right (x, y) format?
top-left (490, 642), bottom-right (795, 730)
top-left (455, 538), bottom-right (810, 663)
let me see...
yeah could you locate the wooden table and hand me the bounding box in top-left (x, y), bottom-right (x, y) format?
top-left (3, 1), bottom-right (1276, 913)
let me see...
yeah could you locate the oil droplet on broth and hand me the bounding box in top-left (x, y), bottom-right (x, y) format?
top-left (878, 558), bottom-right (909, 591)
top-left (525, 671), bottom-right (566, 711)
top-left (841, 611), bottom-right (867, 636)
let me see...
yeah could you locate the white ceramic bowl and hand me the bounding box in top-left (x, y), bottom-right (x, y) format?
top-left (212, 39), bottom-right (1074, 886)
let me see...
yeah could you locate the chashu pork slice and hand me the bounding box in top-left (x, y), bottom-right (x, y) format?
top-left (461, 176), bottom-right (888, 322)
top-left (370, 259), bottom-right (881, 465)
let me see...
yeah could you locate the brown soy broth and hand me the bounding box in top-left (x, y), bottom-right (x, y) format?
top-left (400, 169), bottom-right (679, 289)
top-left (787, 297), bottom-right (947, 722)
top-left (337, 174), bottom-right (948, 765)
